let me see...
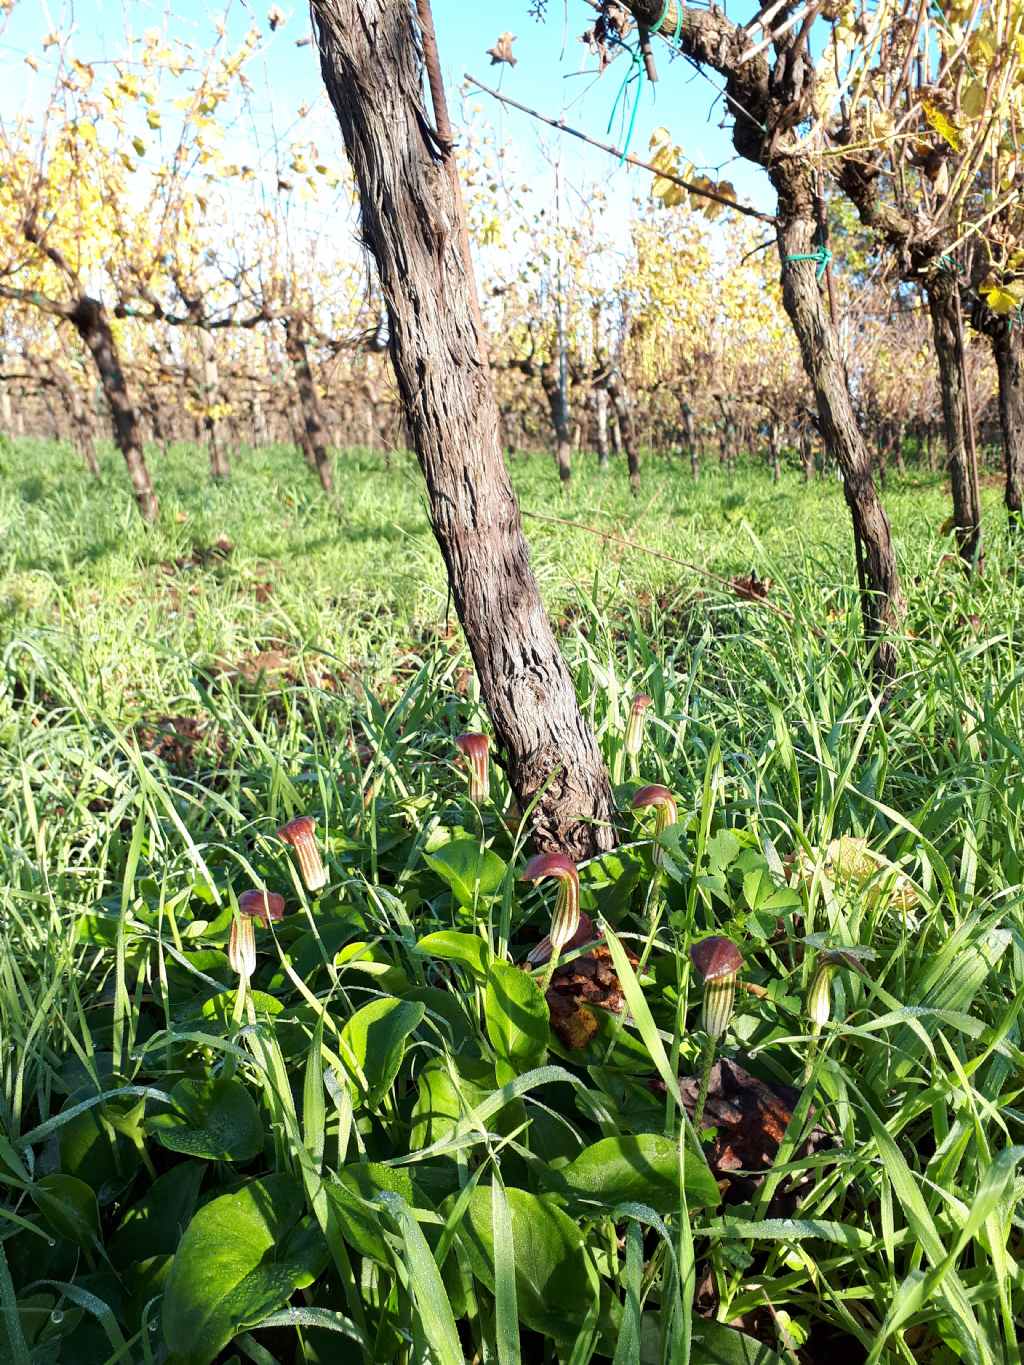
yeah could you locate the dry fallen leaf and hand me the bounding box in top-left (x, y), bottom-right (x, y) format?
top-left (487, 32), bottom-right (518, 67)
top-left (731, 571), bottom-right (772, 602)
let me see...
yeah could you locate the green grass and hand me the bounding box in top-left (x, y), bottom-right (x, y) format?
top-left (1, 437), bottom-right (1023, 1364)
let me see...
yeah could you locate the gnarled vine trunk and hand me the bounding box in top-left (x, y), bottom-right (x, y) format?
top-left (927, 277), bottom-right (983, 569)
top-left (774, 179), bottom-right (903, 680)
top-left (284, 320), bottom-right (333, 493)
top-left (50, 364), bottom-right (99, 477)
top-left (310, 0), bottom-right (616, 857)
top-left (200, 333), bottom-right (230, 481)
top-left (593, 386), bottom-right (610, 469)
top-left (541, 364), bottom-right (573, 484)
top-left (992, 321), bottom-right (1023, 531)
top-left (606, 373), bottom-right (641, 495)
top-left (70, 295), bottom-right (157, 522)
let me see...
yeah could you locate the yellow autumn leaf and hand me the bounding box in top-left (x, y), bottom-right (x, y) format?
top-left (961, 82), bottom-right (985, 120)
top-left (146, 110), bottom-right (161, 130)
top-left (132, 136), bottom-right (146, 157)
top-left (77, 121), bottom-right (98, 147)
top-left (653, 179), bottom-right (686, 207)
top-left (650, 144), bottom-right (677, 174)
top-left (921, 99), bottom-right (962, 152)
top-left (980, 277), bottom-right (1024, 315)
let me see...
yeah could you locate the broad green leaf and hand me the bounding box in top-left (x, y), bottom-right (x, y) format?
top-left (425, 839), bottom-right (508, 907)
top-left (339, 996), bottom-right (425, 1109)
top-left (705, 829), bottom-right (740, 872)
top-left (417, 929), bottom-right (491, 982)
top-left (680, 1318), bottom-right (786, 1364)
top-left (111, 1160), bottom-right (205, 1268)
top-left (485, 962), bottom-right (548, 1085)
top-left (57, 1097), bottom-right (135, 1193)
top-left (326, 1162), bottom-right (419, 1264)
top-left (162, 1173), bottom-right (328, 1365)
top-left (556, 1133), bottom-right (719, 1212)
top-left (742, 867), bottom-right (773, 911)
top-left (409, 1061), bottom-right (493, 1152)
top-left (31, 1174), bottom-right (99, 1248)
top-left (148, 1076), bottom-right (262, 1162)
top-left (453, 1185), bottom-right (599, 1342)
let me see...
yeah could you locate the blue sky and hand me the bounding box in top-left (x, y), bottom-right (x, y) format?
top-left (0, 1), bottom-right (776, 241)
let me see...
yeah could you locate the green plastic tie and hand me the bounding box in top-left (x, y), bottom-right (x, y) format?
top-left (785, 245), bottom-right (833, 281)
top-left (606, 0), bottom-right (680, 165)
top-left (937, 253), bottom-right (962, 276)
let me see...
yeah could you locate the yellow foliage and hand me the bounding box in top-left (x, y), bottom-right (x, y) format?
top-left (921, 99), bottom-right (962, 151)
top-left (980, 276), bottom-right (1024, 314)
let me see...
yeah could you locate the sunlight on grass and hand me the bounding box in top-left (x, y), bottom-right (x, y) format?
top-left (1, 439), bottom-right (1022, 1364)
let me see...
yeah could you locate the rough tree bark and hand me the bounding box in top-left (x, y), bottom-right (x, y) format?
top-left (200, 332), bottom-right (230, 481)
top-left (774, 178), bottom-right (903, 677)
top-left (310, 0), bottom-right (616, 856)
top-left (69, 296), bottom-right (157, 521)
top-left (604, 0), bottom-right (903, 679)
top-left (681, 400), bottom-right (698, 480)
top-left (284, 319), bottom-right (333, 493)
top-left (605, 372), bottom-right (641, 494)
top-left (592, 386), bottom-right (610, 469)
top-left (768, 419), bottom-right (781, 483)
top-left (992, 321), bottom-right (1023, 532)
top-left (542, 362), bottom-right (573, 484)
top-left (927, 277), bottom-right (983, 568)
top-left (49, 363), bottom-right (99, 476)
top-left (799, 426), bottom-right (814, 482)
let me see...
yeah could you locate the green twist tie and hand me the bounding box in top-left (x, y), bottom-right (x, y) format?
top-left (937, 253), bottom-right (961, 276)
top-left (785, 245), bottom-right (833, 281)
top-left (606, 0), bottom-right (680, 164)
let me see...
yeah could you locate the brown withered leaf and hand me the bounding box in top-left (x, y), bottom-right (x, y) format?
top-left (672, 1058), bottom-right (835, 1212)
top-left (487, 32), bottom-right (518, 66)
top-left (731, 571), bottom-right (772, 602)
top-left (135, 713), bottom-right (226, 774)
top-left (543, 937), bottom-right (633, 1051)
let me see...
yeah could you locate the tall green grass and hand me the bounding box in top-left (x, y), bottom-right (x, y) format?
top-left (1, 438), bottom-right (1022, 1363)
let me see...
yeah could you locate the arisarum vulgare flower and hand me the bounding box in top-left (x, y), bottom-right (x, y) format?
top-left (623, 694), bottom-right (653, 758)
top-left (277, 815), bottom-right (328, 892)
top-left (228, 917), bottom-right (256, 980)
top-left (521, 852), bottom-right (580, 990)
top-left (229, 888), bottom-right (287, 979)
top-left (631, 784), bottom-right (678, 865)
top-left (803, 944), bottom-right (873, 1080)
top-left (455, 732), bottom-right (490, 803)
top-left (526, 911), bottom-right (596, 968)
top-left (237, 889), bottom-right (286, 925)
top-left (689, 935), bottom-right (743, 1128)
